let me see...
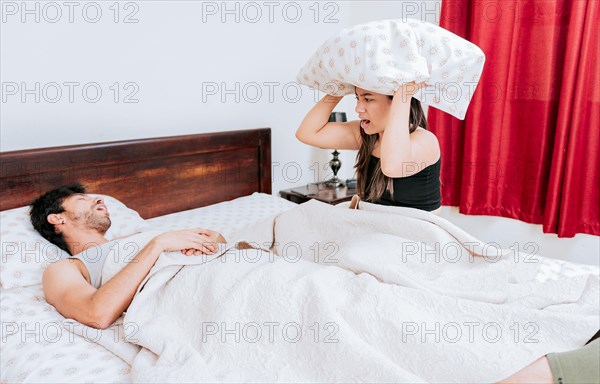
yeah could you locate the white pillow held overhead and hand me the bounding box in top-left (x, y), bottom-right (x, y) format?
top-left (297, 19), bottom-right (486, 120)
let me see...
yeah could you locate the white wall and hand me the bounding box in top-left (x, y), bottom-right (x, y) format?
top-left (1, 0), bottom-right (349, 190)
top-left (2, 1), bottom-right (598, 265)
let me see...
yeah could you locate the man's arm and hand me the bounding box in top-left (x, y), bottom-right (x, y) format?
top-left (43, 229), bottom-right (218, 329)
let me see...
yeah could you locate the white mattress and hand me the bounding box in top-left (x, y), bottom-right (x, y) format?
top-left (1, 192), bottom-right (597, 383)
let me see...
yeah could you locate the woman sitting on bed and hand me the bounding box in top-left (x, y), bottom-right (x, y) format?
top-left (296, 82), bottom-right (441, 214)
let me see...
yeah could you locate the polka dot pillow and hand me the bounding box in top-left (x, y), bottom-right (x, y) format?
top-left (0, 195), bottom-right (148, 289)
top-left (296, 19), bottom-right (486, 120)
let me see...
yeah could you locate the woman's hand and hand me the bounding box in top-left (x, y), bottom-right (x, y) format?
top-left (323, 94), bottom-right (344, 104)
top-left (394, 81), bottom-right (425, 100)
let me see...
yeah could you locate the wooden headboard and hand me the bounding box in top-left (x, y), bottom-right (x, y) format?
top-left (0, 128), bottom-right (272, 218)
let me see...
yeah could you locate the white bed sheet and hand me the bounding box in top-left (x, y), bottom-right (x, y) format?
top-left (0, 193), bottom-right (296, 383)
top-left (1, 192), bottom-right (597, 383)
top-left (1, 284), bottom-right (131, 383)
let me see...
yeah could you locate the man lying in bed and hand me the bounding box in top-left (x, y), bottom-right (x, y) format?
top-left (30, 183), bottom-right (226, 330)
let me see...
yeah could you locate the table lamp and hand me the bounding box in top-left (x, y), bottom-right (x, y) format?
top-left (324, 112), bottom-right (347, 188)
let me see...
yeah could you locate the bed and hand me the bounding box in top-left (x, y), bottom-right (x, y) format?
top-left (0, 128), bottom-right (294, 382)
top-left (1, 128), bottom-right (598, 383)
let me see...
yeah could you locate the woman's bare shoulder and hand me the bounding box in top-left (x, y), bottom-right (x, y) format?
top-left (411, 128), bottom-right (441, 163)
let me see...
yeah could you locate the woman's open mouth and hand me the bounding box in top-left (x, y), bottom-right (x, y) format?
top-left (360, 119), bottom-right (371, 130)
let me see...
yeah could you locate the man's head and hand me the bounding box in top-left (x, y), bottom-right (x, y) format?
top-left (30, 183), bottom-right (111, 255)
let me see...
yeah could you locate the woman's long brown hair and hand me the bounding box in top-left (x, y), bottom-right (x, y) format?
top-left (355, 97), bottom-right (428, 202)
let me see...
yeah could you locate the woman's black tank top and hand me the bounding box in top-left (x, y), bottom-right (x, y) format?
top-left (364, 155), bottom-right (441, 211)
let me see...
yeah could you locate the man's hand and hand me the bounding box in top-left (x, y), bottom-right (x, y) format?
top-left (200, 229), bottom-right (226, 243)
top-left (154, 229), bottom-right (220, 256)
top-left (181, 229), bottom-right (226, 256)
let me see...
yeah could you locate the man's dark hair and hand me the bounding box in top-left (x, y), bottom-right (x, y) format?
top-left (30, 183), bottom-right (86, 255)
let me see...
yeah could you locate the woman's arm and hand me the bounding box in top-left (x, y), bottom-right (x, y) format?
top-left (380, 83), bottom-right (440, 178)
top-left (295, 94), bottom-right (361, 150)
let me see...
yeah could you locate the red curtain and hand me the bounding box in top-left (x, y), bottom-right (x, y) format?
top-left (429, 0), bottom-right (599, 237)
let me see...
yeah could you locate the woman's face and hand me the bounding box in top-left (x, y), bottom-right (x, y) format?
top-left (354, 87), bottom-right (392, 135)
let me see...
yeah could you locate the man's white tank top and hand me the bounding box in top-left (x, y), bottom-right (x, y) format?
top-left (65, 232), bottom-right (159, 288)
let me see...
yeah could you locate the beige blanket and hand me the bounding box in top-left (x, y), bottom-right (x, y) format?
top-left (87, 200), bottom-right (599, 383)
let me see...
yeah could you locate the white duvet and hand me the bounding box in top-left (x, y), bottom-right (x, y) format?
top-left (90, 200), bottom-right (598, 383)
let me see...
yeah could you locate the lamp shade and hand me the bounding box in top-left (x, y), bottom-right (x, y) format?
top-left (328, 112), bottom-right (347, 123)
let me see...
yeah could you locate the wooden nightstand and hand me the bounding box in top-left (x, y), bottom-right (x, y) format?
top-left (279, 182), bottom-right (357, 205)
